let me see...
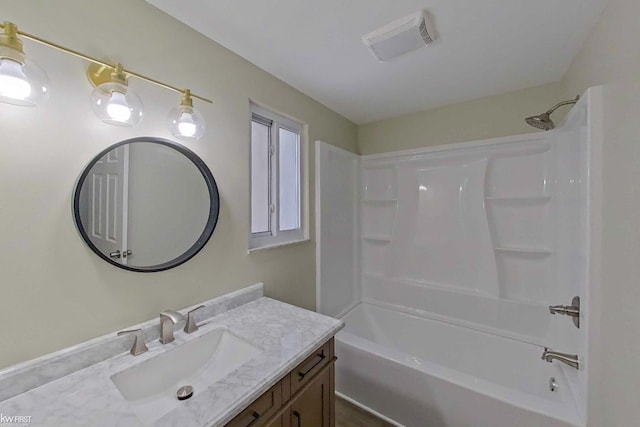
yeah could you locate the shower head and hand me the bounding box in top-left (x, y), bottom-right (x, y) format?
top-left (525, 112), bottom-right (555, 131)
top-left (525, 95), bottom-right (580, 131)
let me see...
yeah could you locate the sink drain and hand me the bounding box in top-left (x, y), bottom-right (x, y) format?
top-left (177, 385), bottom-right (194, 401)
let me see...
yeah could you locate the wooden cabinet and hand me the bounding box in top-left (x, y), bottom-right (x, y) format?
top-left (226, 338), bottom-right (335, 427)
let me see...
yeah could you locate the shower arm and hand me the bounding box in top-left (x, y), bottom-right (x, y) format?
top-left (545, 95), bottom-right (580, 115)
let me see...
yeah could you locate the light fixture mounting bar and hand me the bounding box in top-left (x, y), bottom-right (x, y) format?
top-left (0, 21), bottom-right (212, 103)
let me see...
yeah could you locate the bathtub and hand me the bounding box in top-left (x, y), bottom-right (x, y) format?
top-left (335, 303), bottom-right (581, 427)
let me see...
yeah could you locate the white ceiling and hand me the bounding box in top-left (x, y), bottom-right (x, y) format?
top-left (146, 0), bottom-right (607, 124)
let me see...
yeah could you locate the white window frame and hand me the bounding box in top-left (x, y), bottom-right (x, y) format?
top-left (249, 104), bottom-right (306, 251)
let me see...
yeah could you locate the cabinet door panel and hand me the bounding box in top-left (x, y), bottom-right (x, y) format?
top-left (289, 368), bottom-right (331, 427)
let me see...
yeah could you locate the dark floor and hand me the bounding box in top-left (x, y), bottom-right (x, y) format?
top-left (336, 397), bottom-right (394, 427)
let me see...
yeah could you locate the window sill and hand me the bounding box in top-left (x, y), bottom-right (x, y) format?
top-left (248, 238), bottom-right (310, 254)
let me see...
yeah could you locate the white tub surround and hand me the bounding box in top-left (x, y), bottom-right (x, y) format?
top-left (317, 87), bottom-right (602, 426)
top-left (0, 284), bottom-right (344, 427)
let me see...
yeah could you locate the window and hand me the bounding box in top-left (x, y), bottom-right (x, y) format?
top-left (250, 104), bottom-right (305, 250)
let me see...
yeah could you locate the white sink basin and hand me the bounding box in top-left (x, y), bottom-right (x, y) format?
top-left (111, 327), bottom-right (261, 424)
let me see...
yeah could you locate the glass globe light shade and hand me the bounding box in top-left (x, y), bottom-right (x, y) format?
top-left (0, 57), bottom-right (49, 106)
top-left (167, 104), bottom-right (205, 141)
top-left (90, 81), bottom-right (143, 126)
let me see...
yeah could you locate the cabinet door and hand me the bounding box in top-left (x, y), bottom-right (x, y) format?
top-left (289, 367), bottom-right (331, 427)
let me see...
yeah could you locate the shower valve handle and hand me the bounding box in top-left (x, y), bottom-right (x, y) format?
top-left (548, 305), bottom-right (579, 317)
top-left (548, 296), bottom-right (580, 328)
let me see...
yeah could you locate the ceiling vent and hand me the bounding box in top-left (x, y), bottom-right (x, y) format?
top-left (363, 10), bottom-right (435, 62)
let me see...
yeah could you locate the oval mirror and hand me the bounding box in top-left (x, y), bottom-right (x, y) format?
top-left (73, 137), bottom-right (219, 272)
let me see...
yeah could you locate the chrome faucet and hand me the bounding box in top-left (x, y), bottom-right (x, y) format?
top-left (159, 310), bottom-right (185, 344)
top-left (541, 347), bottom-right (580, 370)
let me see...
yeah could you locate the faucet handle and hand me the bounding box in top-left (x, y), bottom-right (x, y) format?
top-left (548, 296), bottom-right (580, 329)
top-left (117, 329), bottom-right (148, 356)
top-left (184, 305), bottom-right (206, 334)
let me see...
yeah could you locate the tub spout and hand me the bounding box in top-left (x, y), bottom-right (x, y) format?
top-left (541, 347), bottom-right (579, 370)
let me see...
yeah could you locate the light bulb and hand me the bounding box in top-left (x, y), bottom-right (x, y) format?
top-left (167, 96), bottom-right (206, 141)
top-left (177, 112), bottom-right (197, 137)
top-left (0, 22), bottom-right (49, 107)
top-left (0, 58), bottom-right (31, 100)
top-left (90, 81), bottom-right (143, 126)
top-left (106, 91), bottom-right (132, 122)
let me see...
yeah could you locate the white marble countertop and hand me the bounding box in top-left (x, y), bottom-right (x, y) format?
top-left (0, 285), bottom-right (343, 426)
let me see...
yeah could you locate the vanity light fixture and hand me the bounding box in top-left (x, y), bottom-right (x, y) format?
top-left (0, 21), bottom-right (212, 138)
top-left (167, 89), bottom-right (206, 141)
top-left (0, 22), bottom-right (49, 106)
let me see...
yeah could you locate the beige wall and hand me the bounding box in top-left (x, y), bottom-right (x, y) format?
top-left (357, 82), bottom-right (566, 155)
top-left (560, 0), bottom-right (640, 425)
top-left (0, 0), bottom-right (357, 369)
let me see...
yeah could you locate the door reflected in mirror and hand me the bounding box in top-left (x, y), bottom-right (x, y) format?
top-left (73, 137), bottom-right (219, 272)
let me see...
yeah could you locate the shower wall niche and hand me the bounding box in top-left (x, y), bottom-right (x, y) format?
top-left (487, 144), bottom-right (556, 304)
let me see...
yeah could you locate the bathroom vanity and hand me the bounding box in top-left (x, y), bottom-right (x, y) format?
top-left (0, 284), bottom-right (343, 426)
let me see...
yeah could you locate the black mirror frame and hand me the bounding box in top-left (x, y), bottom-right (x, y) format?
top-left (72, 137), bottom-right (220, 272)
